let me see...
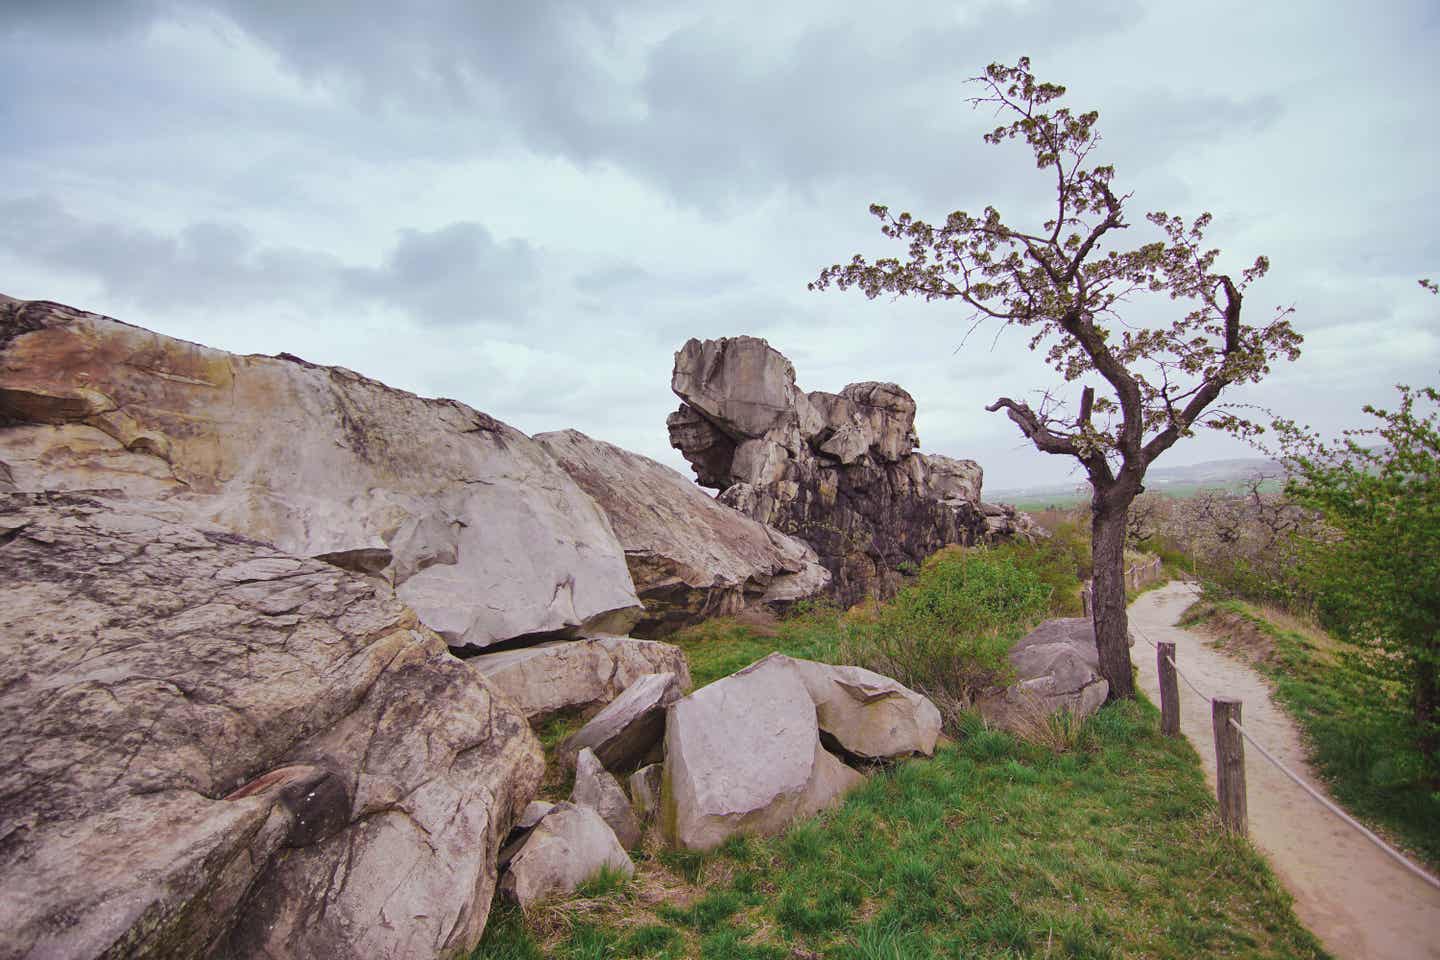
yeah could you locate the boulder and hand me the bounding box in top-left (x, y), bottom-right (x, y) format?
top-left (467, 636), bottom-right (691, 722)
top-left (571, 748), bottom-right (643, 850)
top-left (501, 803), bottom-right (635, 908)
top-left (629, 764), bottom-right (664, 823)
top-left (0, 491), bottom-right (543, 960)
top-left (661, 656), bottom-right (865, 851)
top-left (667, 335), bottom-right (1008, 605)
top-left (977, 618), bottom-right (1113, 730)
top-left (535, 429), bottom-right (829, 635)
top-left (498, 801), bottom-right (557, 870)
top-left (771, 655), bottom-right (942, 760)
top-left (558, 671), bottom-right (682, 772)
top-left (0, 295), bottom-right (642, 651)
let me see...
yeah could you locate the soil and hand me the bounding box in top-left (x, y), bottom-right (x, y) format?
top-left (1131, 582), bottom-right (1440, 960)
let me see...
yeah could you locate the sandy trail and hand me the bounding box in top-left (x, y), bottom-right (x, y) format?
top-left (1131, 582), bottom-right (1440, 960)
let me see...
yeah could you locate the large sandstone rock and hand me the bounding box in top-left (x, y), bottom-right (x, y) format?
top-left (0, 295), bottom-right (642, 650)
top-left (666, 336), bottom-right (1000, 605)
top-left (535, 429), bottom-right (829, 635)
top-left (0, 491), bottom-right (543, 960)
top-left (771, 655), bottom-right (942, 760)
top-left (570, 749), bottom-right (643, 850)
top-left (500, 803), bottom-right (635, 908)
top-left (977, 618), bottom-right (1114, 730)
top-left (467, 636), bottom-right (691, 722)
top-left (661, 656), bottom-right (865, 851)
top-left (558, 671), bottom-right (682, 772)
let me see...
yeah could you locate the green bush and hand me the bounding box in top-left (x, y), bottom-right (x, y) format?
top-left (839, 546), bottom-right (1053, 729)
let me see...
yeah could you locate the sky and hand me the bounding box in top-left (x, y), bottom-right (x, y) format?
top-left (3, 0), bottom-right (1437, 494)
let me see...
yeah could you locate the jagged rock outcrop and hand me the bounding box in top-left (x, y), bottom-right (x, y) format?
top-left (770, 655), bottom-right (943, 760)
top-left (976, 618), bottom-right (1119, 730)
top-left (0, 491), bottom-right (543, 960)
top-left (666, 336), bottom-right (994, 605)
top-left (0, 295), bottom-right (642, 651)
top-left (570, 748), bottom-right (643, 850)
top-left (660, 655), bottom-right (866, 851)
top-left (499, 803), bottom-right (634, 908)
top-left (535, 429), bottom-right (829, 634)
top-left (466, 636), bottom-right (691, 722)
top-left (558, 671), bottom-right (683, 772)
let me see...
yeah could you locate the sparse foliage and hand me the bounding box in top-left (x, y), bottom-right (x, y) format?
top-left (813, 58), bottom-right (1301, 699)
top-left (1277, 383), bottom-right (1440, 785)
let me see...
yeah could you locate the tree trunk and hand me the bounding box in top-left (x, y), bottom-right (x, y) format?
top-left (1091, 497), bottom-right (1137, 700)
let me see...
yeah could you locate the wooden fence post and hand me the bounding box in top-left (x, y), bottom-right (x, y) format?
top-left (1212, 697), bottom-right (1247, 835)
top-left (1157, 642), bottom-right (1180, 737)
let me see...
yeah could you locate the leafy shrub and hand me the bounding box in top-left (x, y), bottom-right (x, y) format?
top-left (838, 546), bottom-right (1052, 729)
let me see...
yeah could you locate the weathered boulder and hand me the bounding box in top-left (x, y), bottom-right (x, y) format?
top-left (559, 671), bottom-right (683, 772)
top-left (571, 748), bottom-right (643, 850)
top-left (0, 295), bottom-right (642, 650)
top-left (666, 335), bottom-right (1001, 605)
top-left (977, 618), bottom-right (1114, 730)
top-left (772, 655), bottom-right (942, 760)
top-left (629, 764), bottom-right (664, 823)
top-left (535, 429), bottom-right (829, 635)
top-left (0, 491), bottom-right (543, 960)
top-left (661, 656), bottom-right (865, 851)
top-left (501, 803), bottom-right (635, 908)
top-left (467, 636), bottom-right (691, 722)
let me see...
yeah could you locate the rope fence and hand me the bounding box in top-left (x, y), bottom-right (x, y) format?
top-left (1130, 620), bottom-right (1440, 892)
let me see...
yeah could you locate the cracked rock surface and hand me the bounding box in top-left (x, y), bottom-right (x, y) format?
top-left (0, 294), bottom-right (642, 650)
top-left (0, 491), bottom-right (543, 960)
top-left (666, 335), bottom-right (998, 606)
top-left (535, 429), bottom-right (829, 635)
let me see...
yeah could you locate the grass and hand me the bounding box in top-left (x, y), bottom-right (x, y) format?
top-left (471, 700), bottom-right (1327, 959)
top-left (670, 541), bottom-right (1086, 733)
top-left (1181, 597), bottom-right (1440, 869)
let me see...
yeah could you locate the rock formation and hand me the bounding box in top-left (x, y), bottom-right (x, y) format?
top-left (499, 803), bottom-right (635, 908)
top-left (0, 491), bottom-right (543, 960)
top-left (660, 655), bottom-right (868, 851)
top-left (0, 295), bottom-right (642, 651)
top-left (666, 336), bottom-right (993, 605)
top-left (571, 748), bottom-right (644, 850)
top-left (976, 618), bottom-right (1122, 731)
top-left (558, 670), bottom-right (683, 772)
top-left (466, 636), bottom-right (692, 723)
top-left (535, 429), bottom-right (829, 634)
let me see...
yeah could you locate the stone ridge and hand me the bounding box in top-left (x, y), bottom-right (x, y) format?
top-left (0, 294), bottom-right (643, 650)
top-left (667, 335), bottom-right (991, 605)
top-left (535, 428), bottom-right (829, 634)
top-left (0, 490), bottom-right (543, 959)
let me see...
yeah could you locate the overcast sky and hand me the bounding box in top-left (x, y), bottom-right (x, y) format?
top-left (4, 1), bottom-right (1436, 493)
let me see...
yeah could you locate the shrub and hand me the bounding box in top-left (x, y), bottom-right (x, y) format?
top-left (838, 546), bottom-right (1052, 729)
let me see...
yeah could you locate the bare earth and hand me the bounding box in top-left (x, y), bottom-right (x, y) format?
top-left (1131, 582), bottom-right (1440, 960)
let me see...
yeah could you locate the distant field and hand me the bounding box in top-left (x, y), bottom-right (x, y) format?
top-left (998, 476), bottom-right (1287, 513)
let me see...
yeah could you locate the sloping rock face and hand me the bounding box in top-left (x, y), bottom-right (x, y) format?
top-left (977, 618), bottom-right (1115, 730)
top-left (467, 636), bottom-right (692, 722)
top-left (0, 295), bottom-right (642, 650)
top-left (0, 491), bottom-right (543, 960)
top-left (775, 656), bottom-right (942, 760)
top-left (535, 429), bottom-right (829, 635)
top-left (500, 803), bottom-right (634, 908)
top-left (570, 749), bottom-right (643, 849)
top-left (666, 336), bottom-right (991, 605)
top-left (661, 655), bottom-right (865, 851)
top-left (558, 671), bottom-right (683, 772)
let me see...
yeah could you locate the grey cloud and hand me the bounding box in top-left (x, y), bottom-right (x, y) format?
top-left (343, 222), bottom-right (540, 326)
top-left (0, 197), bottom-right (537, 326)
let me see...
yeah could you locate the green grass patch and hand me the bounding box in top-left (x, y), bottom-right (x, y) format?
top-left (471, 699), bottom-right (1327, 959)
top-left (1184, 598), bottom-right (1440, 868)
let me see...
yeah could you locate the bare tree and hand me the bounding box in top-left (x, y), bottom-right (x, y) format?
top-left (811, 58), bottom-right (1302, 699)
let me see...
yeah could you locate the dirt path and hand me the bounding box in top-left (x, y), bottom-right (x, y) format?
top-left (1131, 582), bottom-right (1440, 960)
